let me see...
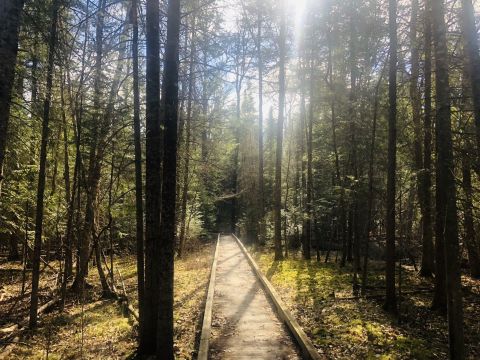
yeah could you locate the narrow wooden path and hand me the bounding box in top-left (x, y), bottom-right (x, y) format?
top-left (207, 235), bottom-right (301, 359)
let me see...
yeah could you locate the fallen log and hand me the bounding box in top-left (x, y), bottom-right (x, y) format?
top-left (0, 296), bottom-right (61, 358)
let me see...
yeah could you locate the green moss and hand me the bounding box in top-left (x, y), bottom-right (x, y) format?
top-left (349, 323), bottom-right (364, 338)
top-left (393, 336), bottom-right (431, 359)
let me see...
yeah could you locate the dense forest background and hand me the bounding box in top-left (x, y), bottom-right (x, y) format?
top-left (1, 0), bottom-right (480, 358)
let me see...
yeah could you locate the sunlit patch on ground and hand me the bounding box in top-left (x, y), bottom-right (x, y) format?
top-left (252, 249), bottom-right (480, 359)
top-left (1, 242), bottom-right (214, 360)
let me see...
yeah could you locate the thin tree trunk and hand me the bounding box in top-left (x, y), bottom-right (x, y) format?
top-left (274, 0), bottom-right (286, 261)
top-left (326, 34), bottom-right (346, 268)
top-left (348, 1), bottom-right (360, 289)
top-left (385, 0), bottom-right (397, 314)
top-left (131, 0), bottom-right (145, 348)
top-left (305, 60), bottom-right (314, 261)
top-left (108, 150), bottom-right (115, 287)
top-left (257, 0), bottom-right (265, 245)
top-left (72, 0), bottom-right (108, 294)
top-left (60, 75), bottom-right (72, 281)
top-left (284, 134), bottom-right (293, 257)
top-left (431, 0), bottom-right (465, 356)
top-left (361, 66), bottom-right (385, 295)
top-left (60, 72), bottom-right (76, 310)
top-left (29, 0), bottom-right (60, 329)
top-left (179, 10), bottom-right (196, 258)
top-left (232, 83), bottom-right (240, 233)
top-left (94, 238), bottom-right (112, 298)
top-left (420, 0), bottom-right (434, 277)
top-left (299, 59), bottom-right (307, 257)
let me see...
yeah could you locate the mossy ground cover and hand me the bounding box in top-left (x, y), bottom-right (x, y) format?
top-left (252, 249), bottom-right (480, 359)
top-left (1, 241), bottom-right (214, 359)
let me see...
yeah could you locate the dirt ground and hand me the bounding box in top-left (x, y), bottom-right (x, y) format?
top-left (209, 235), bottom-right (300, 360)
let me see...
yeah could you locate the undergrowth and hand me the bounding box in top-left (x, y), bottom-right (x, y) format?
top-left (253, 249), bottom-right (480, 359)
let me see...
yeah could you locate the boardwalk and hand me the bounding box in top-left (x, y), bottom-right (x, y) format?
top-left (208, 235), bottom-right (301, 359)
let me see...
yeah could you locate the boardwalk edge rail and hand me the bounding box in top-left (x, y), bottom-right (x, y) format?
top-left (232, 233), bottom-right (322, 360)
top-left (197, 233), bottom-right (220, 360)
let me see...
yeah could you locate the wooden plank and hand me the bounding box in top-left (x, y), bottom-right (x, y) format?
top-left (232, 234), bottom-right (322, 360)
top-left (197, 233), bottom-right (220, 360)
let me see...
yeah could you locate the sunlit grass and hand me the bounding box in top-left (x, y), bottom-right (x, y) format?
top-left (4, 242), bottom-right (215, 360)
top-left (252, 250), bottom-right (442, 359)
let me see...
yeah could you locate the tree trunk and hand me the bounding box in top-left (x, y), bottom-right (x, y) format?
top-left (143, 0), bottom-right (162, 354)
top-left (232, 81), bottom-right (240, 233)
top-left (179, 11), bottom-right (196, 258)
top-left (156, 0), bottom-right (181, 357)
top-left (462, 156), bottom-right (480, 278)
top-left (94, 238), bottom-right (112, 298)
top-left (8, 233), bottom-right (20, 261)
top-left (348, 1), bottom-right (361, 287)
top-left (410, 0), bottom-right (432, 279)
top-left (72, 0), bottom-right (107, 294)
top-left (60, 72), bottom-right (76, 309)
top-left (131, 0), bottom-right (145, 347)
top-left (29, 0), bottom-right (60, 329)
top-left (346, 210), bottom-right (353, 262)
top-left (326, 33), bottom-right (347, 268)
top-left (257, 0), bottom-right (265, 245)
top-left (460, 0), bottom-right (480, 168)
top-left (385, 0), bottom-right (397, 314)
top-left (431, 0), bottom-right (465, 356)
top-left (299, 59), bottom-right (307, 256)
top-left (274, 0), bottom-right (286, 261)
top-left (361, 65), bottom-right (384, 295)
top-left (420, 0), bottom-right (435, 277)
top-left (0, 0), bottom-right (24, 198)
top-left (304, 61), bottom-right (314, 261)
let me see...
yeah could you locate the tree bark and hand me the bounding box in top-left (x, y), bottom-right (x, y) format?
top-left (60, 75), bottom-right (73, 283)
top-left (94, 238), bottom-right (112, 298)
top-left (0, 0), bottom-right (24, 198)
top-left (460, 0), bottom-right (480, 169)
top-left (131, 0), bottom-right (145, 347)
top-left (179, 10), bottom-right (197, 258)
top-left (461, 156), bottom-right (480, 278)
top-left (431, 0), bottom-right (465, 356)
top-left (72, 0), bottom-right (109, 294)
top-left (156, 0), bottom-right (181, 357)
top-left (420, 0), bottom-right (435, 277)
top-left (143, 0), bottom-right (162, 353)
top-left (361, 66), bottom-right (385, 295)
top-left (257, 0), bottom-right (265, 245)
top-left (304, 60), bottom-right (314, 261)
top-left (325, 32), bottom-right (346, 268)
top-left (385, 0), bottom-right (397, 314)
top-left (29, 0), bottom-right (60, 329)
top-left (274, 0), bottom-right (286, 261)
top-left (410, 0), bottom-right (432, 279)
top-left (348, 1), bottom-right (360, 285)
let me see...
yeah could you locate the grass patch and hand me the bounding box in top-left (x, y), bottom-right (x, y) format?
top-left (251, 249), bottom-right (478, 359)
top-left (2, 242), bottom-right (215, 360)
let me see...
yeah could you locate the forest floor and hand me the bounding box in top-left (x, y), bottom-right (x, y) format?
top-left (0, 241), bottom-right (215, 359)
top-left (251, 247), bottom-right (480, 359)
